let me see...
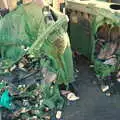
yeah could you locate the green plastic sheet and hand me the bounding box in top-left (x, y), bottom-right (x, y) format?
top-left (0, 2), bottom-right (73, 85)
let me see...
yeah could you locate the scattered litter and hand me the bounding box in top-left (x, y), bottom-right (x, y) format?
top-left (18, 63), bottom-right (24, 69)
top-left (67, 92), bottom-right (79, 101)
top-left (103, 58), bottom-right (117, 65)
top-left (105, 92), bottom-right (111, 97)
top-left (101, 85), bottom-right (109, 92)
top-left (56, 111), bottom-right (62, 119)
top-left (10, 65), bottom-right (16, 72)
top-left (89, 65), bottom-right (94, 68)
top-left (75, 69), bottom-right (79, 73)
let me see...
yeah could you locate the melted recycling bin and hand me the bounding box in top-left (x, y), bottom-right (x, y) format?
top-left (0, 2), bottom-right (73, 119)
top-left (66, 0), bottom-right (120, 92)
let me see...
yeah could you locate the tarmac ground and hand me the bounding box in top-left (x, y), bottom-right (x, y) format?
top-left (64, 55), bottom-right (120, 120)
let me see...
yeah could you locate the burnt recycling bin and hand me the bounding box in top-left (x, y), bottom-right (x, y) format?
top-left (66, 0), bottom-right (120, 93)
top-left (66, 0), bottom-right (120, 60)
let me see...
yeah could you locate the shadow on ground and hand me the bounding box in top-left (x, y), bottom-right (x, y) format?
top-left (64, 56), bottom-right (120, 120)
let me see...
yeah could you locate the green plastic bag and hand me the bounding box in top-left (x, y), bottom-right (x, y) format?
top-left (0, 90), bottom-right (12, 109)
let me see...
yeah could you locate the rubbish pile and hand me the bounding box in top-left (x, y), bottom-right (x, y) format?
top-left (0, 2), bottom-right (79, 120)
top-left (0, 56), bottom-right (76, 120)
top-left (0, 58), bottom-right (79, 120)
